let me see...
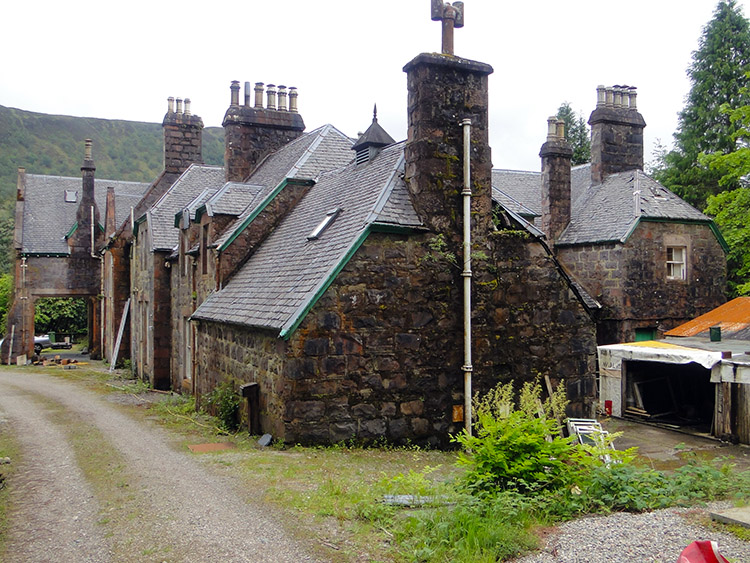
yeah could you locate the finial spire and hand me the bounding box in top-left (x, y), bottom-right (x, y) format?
top-left (373, 104), bottom-right (378, 122)
top-left (431, 0), bottom-right (465, 55)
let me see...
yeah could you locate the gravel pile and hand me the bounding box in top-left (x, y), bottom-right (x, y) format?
top-left (512, 502), bottom-right (749, 562)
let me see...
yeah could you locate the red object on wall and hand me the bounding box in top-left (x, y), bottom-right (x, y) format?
top-left (604, 400), bottom-right (613, 416)
top-left (677, 541), bottom-right (730, 563)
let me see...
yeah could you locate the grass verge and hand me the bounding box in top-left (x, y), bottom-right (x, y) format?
top-left (0, 419), bottom-right (21, 560)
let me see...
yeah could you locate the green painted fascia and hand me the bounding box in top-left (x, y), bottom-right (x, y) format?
top-left (218, 178), bottom-right (315, 252)
top-left (174, 210), bottom-right (184, 228)
top-left (194, 204), bottom-right (208, 223)
top-left (279, 227), bottom-right (371, 340)
top-left (22, 252), bottom-right (69, 258)
top-left (370, 223), bottom-right (421, 235)
top-left (98, 223), bottom-right (105, 233)
top-left (133, 214), bottom-right (147, 238)
top-left (65, 222), bottom-right (78, 239)
top-left (634, 217), bottom-right (730, 254)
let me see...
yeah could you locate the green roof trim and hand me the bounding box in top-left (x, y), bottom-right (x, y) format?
top-left (21, 252), bottom-right (70, 258)
top-left (174, 210), bottom-right (184, 228)
top-left (65, 222), bottom-right (78, 239)
top-left (194, 204), bottom-right (208, 223)
top-left (279, 227), bottom-right (371, 340)
top-left (629, 217), bottom-right (730, 254)
top-left (218, 178), bottom-right (315, 252)
top-left (133, 213), bottom-right (147, 238)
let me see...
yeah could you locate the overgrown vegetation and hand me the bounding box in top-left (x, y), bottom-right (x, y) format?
top-left (5, 365), bottom-right (750, 562)
top-left (202, 380), bottom-right (241, 432)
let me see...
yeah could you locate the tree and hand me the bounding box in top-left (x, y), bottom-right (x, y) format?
top-left (654, 0), bottom-right (750, 209)
top-left (34, 297), bottom-right (88, 336)
top-left (556, 102), bottom-right (591, 165)
top-left (705, 188), bottom-right (750, 296)
top-left (700, 82), bottom-right (750, 296)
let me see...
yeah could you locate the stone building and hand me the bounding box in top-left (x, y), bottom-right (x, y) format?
top-left (493, 86), bottom-right (727, 345)
top-left (175, 51), bottom-right (598, 446)
top-left (102, 97), bottom-right (205, 380)
top-left (1, 141), bottom-right (149, 361)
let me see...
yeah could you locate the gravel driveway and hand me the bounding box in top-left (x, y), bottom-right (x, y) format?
top-left (0, 370), bottom-right (317, 563)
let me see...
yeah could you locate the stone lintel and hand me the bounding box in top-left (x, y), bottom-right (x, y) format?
top-left (540, 140), bottom-right (573, 159)
top-left (403, 52), bottom-right (494, 77)
top-left (222, 107), bottom-right (305, 131)
top-left (588, 106), bottom-right (646, 128)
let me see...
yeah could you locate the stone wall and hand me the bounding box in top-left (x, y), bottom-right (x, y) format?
top-left (193, 228), bottom-right (597, 446)
top-left (559, 221), bottom-right (726, 344)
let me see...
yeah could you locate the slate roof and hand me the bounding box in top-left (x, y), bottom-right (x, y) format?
top-left (492, 165), bottom-right (713, 246)
top-left (205, 183), bottom-right (264, 217)
top-left (21, 174), bottom-right (149, 255)
top-left (146, 165), bottom-right (225, 251)
top-left (193, 142), bottom-right (411, 334)
top-left (212, 124), bottom-right (355, 250)
top-left (558, 170), bottom-right (710, 246)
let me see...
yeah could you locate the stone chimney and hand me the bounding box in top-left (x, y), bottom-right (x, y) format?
top-left (105, 186), bottom-right (117, 238)
top-left (540, 117), bottom-right (573, 244)
top-left (589, 85), bottom-right (646, 185)
top-left (71, 139), bottom-right (100, 256)
top-left (163, 96), bottom-right (204, 175)
top-left (223, 80), bottom-right (306, 182)
top-left (403, 53), bottom-right (493, 237)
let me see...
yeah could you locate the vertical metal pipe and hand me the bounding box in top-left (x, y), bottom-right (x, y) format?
top-left (460, 118), bottom-right (473, 437)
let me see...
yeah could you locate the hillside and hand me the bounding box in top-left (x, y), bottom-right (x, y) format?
top-left (0, 104), bottom-right (225, 201)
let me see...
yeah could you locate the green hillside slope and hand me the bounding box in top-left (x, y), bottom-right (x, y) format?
top-left (0, 104), bottom-right (224, 274)
top-left (0, 104), bottom-right (225, 201)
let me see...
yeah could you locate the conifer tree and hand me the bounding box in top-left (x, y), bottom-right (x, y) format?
top-left (655, 0), bottom-right (750, 209)
top-left (556, 102), bottom-right (591, 165)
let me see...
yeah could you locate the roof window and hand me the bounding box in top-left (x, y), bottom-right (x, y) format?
top-left (308, 208), bottom-right (341, 240)
top-left (64, 190), bottom-right (78, 203)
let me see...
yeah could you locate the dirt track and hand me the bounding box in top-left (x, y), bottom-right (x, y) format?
top-left (0, 370), bottom-right (317, 562)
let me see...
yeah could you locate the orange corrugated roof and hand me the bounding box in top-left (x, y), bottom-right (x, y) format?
top-left (665, 296), bottom-right (750, 337)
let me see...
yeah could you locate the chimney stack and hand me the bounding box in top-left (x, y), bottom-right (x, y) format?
top-left (163, 95), bottom-right (204, 175)
top-left (222, 79), bottom-right (305, 182)
top-left (403, 53), bottom-right (493, 236)
top-left (589, 84), bottom-right (646, 185)
top-left (540, 117), bottom-right (573, 244)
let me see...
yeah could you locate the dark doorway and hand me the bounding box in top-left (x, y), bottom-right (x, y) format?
top-left (624, 361), bottom-right (714, 433)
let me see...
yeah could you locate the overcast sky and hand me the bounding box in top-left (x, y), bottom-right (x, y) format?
top-left (1, 1), bottom-right (746, 171)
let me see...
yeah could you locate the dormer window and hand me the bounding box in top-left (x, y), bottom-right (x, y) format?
top-left (308, 208), bottom-right (341, 240)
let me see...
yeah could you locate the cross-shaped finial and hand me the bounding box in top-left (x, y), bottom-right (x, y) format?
top-left (431, 0), bottom-right (465, 55)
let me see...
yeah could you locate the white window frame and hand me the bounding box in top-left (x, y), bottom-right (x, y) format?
top-left (666, 246), bottom-right (687, 281)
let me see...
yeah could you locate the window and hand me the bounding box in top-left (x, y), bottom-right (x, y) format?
top-left (666, 246), bottom-right (686, 280)
top-left (307, 208), bottom-right (341, 240)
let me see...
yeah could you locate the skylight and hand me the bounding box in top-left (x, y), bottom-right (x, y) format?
top-left (64, 190), bottom-right (78, 203)
top-left (308, 208), bottom-right (341, 240)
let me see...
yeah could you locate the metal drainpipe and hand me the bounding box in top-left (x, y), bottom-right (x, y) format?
top-left (460, 118), bottom-right (473, 437)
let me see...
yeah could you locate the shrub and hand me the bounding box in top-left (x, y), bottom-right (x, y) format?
top-left (203, 380), bottom-right (240, 432)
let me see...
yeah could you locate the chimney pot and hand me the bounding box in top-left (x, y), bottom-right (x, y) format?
top-left (176, 98), bottom-right (183, 114)
top-left (266, 84), bottom-right (277, 111)
top-left (546, 116), bottom-right (557, 141)
top-left (185, 98), bottom-right (192, 116)
top-left (244, 82), bottom-right (252, 106)
top-left (254, 82), bottom-right (264, 108)
top-left (289, 87), bottom-right (299, 113)
top-left (613, 88), bottom-right (623, 109)
top-left (555, 118), bottom-right (565, 139)
top-left (605, 87), bottom-right (614, 108)
top-left (167, 96), bottom-right (175, 114)
top-left (277, 85), bottom-right (288, 111)
top-left (84, 139), bottom-right (93, 161)
top-left (596, 85), bottom-right (606, 108)
top-left (230, 81), bottom-right (240, 107)
top-left (628, 87), bottom-right (638, 110)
